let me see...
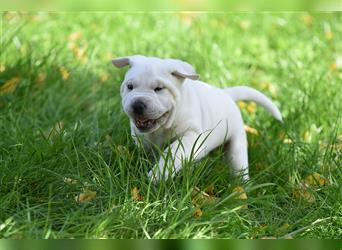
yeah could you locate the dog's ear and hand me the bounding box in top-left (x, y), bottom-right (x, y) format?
top-left (169, 59), bottom-right (199, 81)
top-left (112, 57), bottom-right (130, 68)
top-left (172, 70), bottom-right (199, 80)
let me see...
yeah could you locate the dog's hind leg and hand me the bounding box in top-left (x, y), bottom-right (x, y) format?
top-left (224, 131), bottom-right (250, 182)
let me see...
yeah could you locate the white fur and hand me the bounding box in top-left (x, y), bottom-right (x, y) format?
top-left (112, 55), bottom-right (282, 183)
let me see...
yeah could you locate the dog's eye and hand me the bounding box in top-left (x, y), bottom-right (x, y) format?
top-left (154, 87), bottom-right (164, 92)
top-left (127, 83), bottom-right (133, 90)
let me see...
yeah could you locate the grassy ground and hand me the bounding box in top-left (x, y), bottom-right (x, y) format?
top-left (0, 12), bottom-right (341, 239)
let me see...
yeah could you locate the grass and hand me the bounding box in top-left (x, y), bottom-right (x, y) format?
top-left (0, 12), bottom-right (341, 239)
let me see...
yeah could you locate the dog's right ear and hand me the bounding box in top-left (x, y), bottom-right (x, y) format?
top-left (112, 57), bottom-right (130, 68)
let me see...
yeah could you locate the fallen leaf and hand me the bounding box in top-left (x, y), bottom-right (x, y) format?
top-left (35, 72), bottom-right (46, 86)
top-left (275, 223), bottom-right (290, 236)
top-left (191, 186), bottom-right (217, 207)
top-left (325, 31), bottom-right (333, 40)
top-left (283, 137), bottom-right (293, 144)
top-left (204, 184), bottom-right (215, 196)
top-left (68, 31), bottom-right (82, 41)
top-left (261, 82), bottom-right (277, 97)
top-left (232, 186), bottom-right (247, 200)
top-left (75, 190), bottom-right (96, 203)
top-left (240, 20), bottom-right (250, 30)
top-left (244, 125), bottom-right (259, 136)
top-left (193, 207), bottom-right (203, 218)
top-left (255, 163), bottom-right (266, 171)
top-left (0, 64), bottom-right (5, 72)
top-left (100, 73), bottom-right (109, 82)
top-left (293, 183), bottom-right (315, 203)
top-left (63, 177), bottom-right (77, 185)
top-left (131, 187), bottom-right (144, 202)
top-left (59, 67), bottom-right (69, 80)
top-left (302, 14), bottom-right (313, 26)
top-left (304, 172), bottom-right (329, 186)
top-left (0, 77), bottom-right (20, 94)
top-left (246, 102), bottom-right (257, 114)
top-left (238, 101), bottom-right (247, 109)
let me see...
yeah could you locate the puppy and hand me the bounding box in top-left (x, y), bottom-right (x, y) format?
top-left (112, 55), bottom-right (282, 182)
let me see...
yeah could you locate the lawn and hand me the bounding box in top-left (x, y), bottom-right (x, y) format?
top-left (0, 12), bottom-right (341, 239)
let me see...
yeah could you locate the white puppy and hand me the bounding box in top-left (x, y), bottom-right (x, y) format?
top-left (112, 55), bottom-right (282, 182)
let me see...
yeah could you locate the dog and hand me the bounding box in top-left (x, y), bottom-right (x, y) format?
top-left (112, 55), bottom-right (282, 183)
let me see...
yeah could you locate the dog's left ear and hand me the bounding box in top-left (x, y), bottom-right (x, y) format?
top-left (169, 59), bottom-right (199, 81)
top-left (112, 57), bottom-right (130, 68)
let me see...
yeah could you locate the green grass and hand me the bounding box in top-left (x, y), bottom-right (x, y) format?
top-left (0, 12), bottom-right (341, 239)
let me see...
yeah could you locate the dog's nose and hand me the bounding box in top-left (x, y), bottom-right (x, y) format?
top-left (132, 100), bottom-right (146, 115)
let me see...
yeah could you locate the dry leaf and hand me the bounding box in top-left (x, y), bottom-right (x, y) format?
top-left (275, 223), bottom-right (290, 236)
top-left (304, 172), bottom-right (329, 186)
top-left (293, 183), bottom-right (315, 203)
top-left (100, 73), bottom-right (109, 82)
top-left (0, 64), bottom-right (5, 72)
top-left (75, 190), bottom-right (96, 203)
top-left (261, 82), bottom-right (277, 97)
top-left (63, 177), bottom-right (77, 185)
top-left (245, 125), bottom-right (259, 136)
top-left (68, 31), bottom-right (82, 41)
top-left (232, 186), bottom-right (247, 200)
top-left (0, 77), bottom-right (20, 94)
top-left (325, 31), bottom-right (333, 40)
top-left (246, 102), bottom-right (257, 114)
top-left (191, 186), bottom-right (217, 207)
top-left (238, 101), bottom-right (247, 109)
top-left (35, 72), bottom-right (46, 86)
top-left (59, 67), bottom-right (69, 80)
top-left (204, 184), bottom-right (215, 196)
top-left (302, 14), bottom-right (313, 26)
top-left (193, 207), bottom-right (203, 218)
top-left (283, 138), bottom-right (293, 144)
top-left (131, 187), bottom-right (144, 202)
top-left (240, 20), bottom-right (250, 30)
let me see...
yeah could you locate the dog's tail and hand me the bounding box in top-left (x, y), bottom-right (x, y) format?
top-left (225, 86), bottom-right (283, 122)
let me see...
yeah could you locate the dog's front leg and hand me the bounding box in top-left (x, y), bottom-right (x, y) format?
top-left (148, 131), bottom-right (207, 183)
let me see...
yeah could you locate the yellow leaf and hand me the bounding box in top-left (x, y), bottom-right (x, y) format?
top-left (275, 223), bottom-right (290, 236)
top-left (63, 177), bottom-right (77, 185)
top-left (68, 31), bottom-right (82, 41)
top-left (238, 101), bottom-right (247, 109)
top-left (325, 31), bottom-right (333, 40)
top-left (191, 186), bottom-right (217, 207)
top-left (59, 67), bottom-right (69, 80)
top-left (283, 137), bottom-right (293, 144)
top-left (246, 102), bottom-right (257, 114)
top-left (261, 82), bottom-right (277, 97)
top-left (0, 77), bottom-right (20, 94)
top-left (35, 72), bottom-right (46, 86)
top-left (301, 14), bottom-right (313, 26)
top-left (131, 187), bottom-right (144, 202)
top-left (244, 125), bottom-right (259, 136)
top-left (304, 172), bottom-right (329, 186)
top-left (0, 64), bottom-right (5, 72)
top-left (232, 186), bottom-right (247, 200)
top-left (240, 20), bottom-right (250, 30)
top-left (293, 183), bottom-right (315, 203)
top-left (75, 190), bottom-right (96, 203)
top-left (193, 207), bottom-right (203, 218)
top-left (303, 131), bottom-right (312, 142)
top-left (100, 73), bottom-right (109, 82)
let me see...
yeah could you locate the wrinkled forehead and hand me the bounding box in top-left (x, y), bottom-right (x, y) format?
top-left (123, 59), bottom-right (170, 84)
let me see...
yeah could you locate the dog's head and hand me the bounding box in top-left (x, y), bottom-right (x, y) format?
top-left (112, 55), bottom-right (199, 133)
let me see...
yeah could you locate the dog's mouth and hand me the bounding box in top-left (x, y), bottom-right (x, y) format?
top-left (134, 111), bottom-right (169, 131)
